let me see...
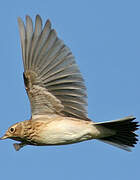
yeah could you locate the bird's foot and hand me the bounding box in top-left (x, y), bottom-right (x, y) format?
top-left (13, 143), bottom-right (26, 151)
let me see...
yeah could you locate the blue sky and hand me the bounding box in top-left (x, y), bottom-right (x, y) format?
top-left (0, 0), bottom-right (139, 179)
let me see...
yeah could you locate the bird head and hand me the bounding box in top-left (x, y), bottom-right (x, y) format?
top-left (0, 122), bottom-right (23, 141)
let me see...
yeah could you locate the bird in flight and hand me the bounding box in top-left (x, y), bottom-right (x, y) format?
top-left (0, 15), bottom-right (139, 151)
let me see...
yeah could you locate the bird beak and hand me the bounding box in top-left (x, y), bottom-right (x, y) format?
top-left (0, 134), bottom-right (8, 140)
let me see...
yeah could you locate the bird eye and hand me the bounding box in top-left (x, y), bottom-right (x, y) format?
top-left (9, 127), bottom-right (15, 133)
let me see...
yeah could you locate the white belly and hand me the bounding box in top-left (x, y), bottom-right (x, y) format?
top-left (38, 119), bottom-right (94, 145)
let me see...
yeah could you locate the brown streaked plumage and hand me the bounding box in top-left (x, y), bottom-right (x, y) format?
top-left (0, 15), bottom-right (139, 151)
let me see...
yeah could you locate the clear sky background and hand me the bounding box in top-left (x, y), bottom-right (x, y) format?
top-left (0, 0), bottom-right (139, 179)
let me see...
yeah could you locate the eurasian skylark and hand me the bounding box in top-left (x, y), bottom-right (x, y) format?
top-left (0, 15), bottom-right (139, 151)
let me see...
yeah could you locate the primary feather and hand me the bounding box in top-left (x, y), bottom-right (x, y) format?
top-left (18, 15), bottom-right (88, 120)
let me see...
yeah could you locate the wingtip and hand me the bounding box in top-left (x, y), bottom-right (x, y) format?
top-left (51, 29), bottom-right (57, 36)
top-left (47, 18), bottom-right (51, 24)
top-left (17, 17), bottom-right (25, 31)
top-left (36, 14), bottom-right (41, 19)
top-left (26, 15), bottom-right (31, 20)
top-left (45, 18), bottom-right (51, 28)
top-left (17, 17), bottom-right (22, 24)
top-left (35, 14), bottom-right (51, 26)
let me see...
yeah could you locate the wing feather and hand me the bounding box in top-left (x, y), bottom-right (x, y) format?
top-left (28, 15), bottom-right (42, 69)
top-left (18, 15), bottom-right (89, 120)
top-left (18, 18), bottom-right (26, 68)
top-left (25, 16), bottom-right (33, 70)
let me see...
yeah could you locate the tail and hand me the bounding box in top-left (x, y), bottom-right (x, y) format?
top-left (95, 116), bottom-right (139, 151)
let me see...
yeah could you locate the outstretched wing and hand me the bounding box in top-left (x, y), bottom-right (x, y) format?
top-left (18, 15), bottom-right (89, 120)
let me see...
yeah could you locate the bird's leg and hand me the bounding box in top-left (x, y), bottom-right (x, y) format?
top-left (13, 143), bottom-right (26, 151)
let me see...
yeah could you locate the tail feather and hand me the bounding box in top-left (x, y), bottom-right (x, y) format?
top-left (95, 116), bottom-right (139, 151)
